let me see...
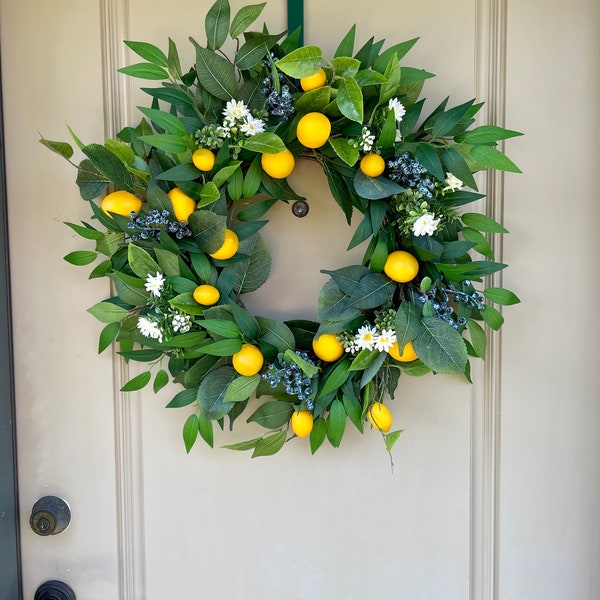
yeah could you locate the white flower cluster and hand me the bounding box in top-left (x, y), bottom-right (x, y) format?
top-left (412, 213), bottom-right (440, 237)
top-left (222, 99), bottom-right (265, 137)
top-left (388, 97), bottom-right (406, 142)
top-left (172, 313), bottom-right (191, 333)
top-left (345, 324), bottom-right (397, 354)
top-left (358, 126), bottom-right (376, 152)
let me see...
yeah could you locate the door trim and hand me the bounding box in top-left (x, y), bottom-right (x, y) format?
top-left (0, 48), bottom-right (22, 600)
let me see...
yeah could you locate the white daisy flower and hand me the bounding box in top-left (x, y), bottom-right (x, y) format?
top-left (354, 324), bottom-right (378, 351)
top-left (240, 115), bottom-right (266, 136)
top-left (412, 213), bottom-right (441, 237)
top-left (374, 329), bottom-right (396, 352)
top-left (144, 271), bottom-right (165, 297)
top-left (388, 97), bottom-right (406, 122)
top-left (443, 172), bottom-right (464, 192)
top-left (137, 316), bottom-right (163, 343)
top-left (222, 99), bottom-right (250, 125)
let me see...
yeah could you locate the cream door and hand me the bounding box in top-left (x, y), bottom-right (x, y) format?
top-left (2, 1), bottom-right (598, 599)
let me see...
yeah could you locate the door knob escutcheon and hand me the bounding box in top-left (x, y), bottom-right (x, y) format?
top-left (34, 580), bottom-right (76, 600)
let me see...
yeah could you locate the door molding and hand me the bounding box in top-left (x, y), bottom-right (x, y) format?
top-left (99, 1), bottom-right (147, 598)
top-left (471, 1), bottom-right (508, 599)
top-left (0, 50), bottom-right (22, 599)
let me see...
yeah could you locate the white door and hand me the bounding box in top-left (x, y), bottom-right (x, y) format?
top-left (2, 1), bottom-right (598, 599)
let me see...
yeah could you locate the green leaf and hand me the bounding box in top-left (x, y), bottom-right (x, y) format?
top-left (295, 86), bottom-right (331, 113)
top-left (247, 401), bottom-right (293, 429)
top-left (230, 234), bottom-right (271, 293)
top-left (275, 46), bottom-right (323, 78)
top-left (467, 319), bottom-right (487, 359)
top-left (243, 132), bottom-right (286, 154)
top-left (347, 272), bottom-right (395, 310)
top-left (119, 349), bottom-right (163, 362)
top-left (481, 305), bottom-right (504, 330)
top-left (348, 349), bottom-right (379, 372)
top-left (197, 366), bottom-right (237, 419)
top-left (323, 265), bottom-right (369, 296)
top-left (199, 338), bottom-right (243, 356)
top-left (82, 143), bottom-right (134, 192)
top-left (182, 414), bottom-right (199, 453)
top-left (212, 162), bottom-right (241, 189)
top-left (461, 212), bottom-right (508, 233)
top-left (98, 322), bottom-right (120, 353)
top-left (379, 53), bottom-right (401, 105)
top-left (337, 77), bottom-right (363, 123)
top-left (441, 240), bottom-right (477, 260)
top-left (167, 38), bottom-right (182, 78)
top-left (224, 374), bottom-right (261, 402)
top-left (385, 430), bottom-right (403, 453)
top-left (39, 137), bottom-right (73, 159)
top-left (189, 210), bottom-right (227, 253)
top-left (166, 388), bottom-right (197, 408)
top-left (118, 63), bottom-right (168, 80)
top-left (415, 143), bottom-right (445, 181)
top-left (462, 227), bottom-right (494, 259)
top-left (331, 57), bottom-right (361, 77)
top-left (318, 359), bottom-right (350, 398)
top-left (128, 244), bottom-right (160, 279)
top-left (353, 170), bottom-right (403, 200)
top-left (327, 138), bottom-right (359, 166)
top-left (120, 370), bottom-right (152, 392)
top-left (359, 351), bottom-right (386, 388)
top-left (124, 41), bottom-right (168, 66)
top-left (442, 147), bottom-right (477, 190)
top-left (197, 412), bottom-right (214, 447)
top-left (284, 349), bottom-right (320, 377)
top-left (257, 317), bottom-right (295, 352)
top-left (108, 271), bottom-right (149, 306)
top-left (379, 109), bottom-right (397, 149)
top-left (335, 24), bottom-right (356, 57)
top-left (230, 2), bottom-right (266, 38)
top-left (153, 369), bottom-right (169, 393)
top-left (138, 134), bottom-right (187, 154)
top-left (167, 332), bottom-right (208, 348)
top-left (470, 145), bottom-right (522, 173)
top-left (230, 302), bottom-right (259, 340)
top-left (261, 173), bottom-right (305, 201)
top-left (327, 400), bottom-right (346, 448)
top-left (237, 198), bottom-right (276, 222)
top-left (413, 316), bottom-right (468, 375)
top-left (458, 125), bottom-right (523, 144)
top-left (169, 292), bottom-right (207, 316)
top-left (373, 37), bottom-right (419, 71)
top-left (194, 43), bottom-right (238, 101)
top-left (87, 301), bottom-right (129, 323)
top-left (429, 99), bottom-right (475, 139)
top-left (396, 302), bottom-right (423, 348)
top-left (310, 418), bottom-right (327, 454)
top-left (222, 437), bottom-right (262, 451)
top-left (64, 251), bottom-right (97, 266)
top-left (252, 430), bottom-right (287, 457)
top-left (205, 0), bottom-right (230, 50)
top-left (241, 156), bottom-right (263, 199)
top-left (198, 319), bottom-right (241, 338)
top-left (323, 163), bottom-right (353, 225)
top-left (484, 287), bottom-right (520, 305)
top-left (137, 106), bottom-right (186, 137)
top-left (235, 32), bottom-right (284, 71)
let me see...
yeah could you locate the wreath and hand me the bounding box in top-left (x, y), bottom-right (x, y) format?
top-left (42, 0), bottom-right (521, 458)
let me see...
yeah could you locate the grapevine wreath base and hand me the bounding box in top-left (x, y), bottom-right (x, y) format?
top-left (43, 0), bottom-right (521, 458)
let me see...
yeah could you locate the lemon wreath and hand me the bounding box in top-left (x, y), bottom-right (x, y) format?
top-left (42, 0), bottom-right (521, 458)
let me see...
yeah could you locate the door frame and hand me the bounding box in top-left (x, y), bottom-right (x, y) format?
top-left (0, 49), bottom-right (22, 600)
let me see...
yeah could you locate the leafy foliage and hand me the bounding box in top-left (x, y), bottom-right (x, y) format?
top-left (44, 0), bottom-right (521, 459)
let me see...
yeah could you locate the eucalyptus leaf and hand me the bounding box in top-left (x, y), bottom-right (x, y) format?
top-left (483, 287), bottom-right (520, 306)
top-left (120, 370), bottom-right (152, 392)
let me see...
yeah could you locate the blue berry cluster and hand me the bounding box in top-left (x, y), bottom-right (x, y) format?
top-left (262, 351), bottom-right (315, 409)
top-left (419, 291), bottom-right (464, 329)
top-left (443, 280), bottom-right (486, 312)
top-left (388, 152), bottom-right (435, 199)
top-left (261, 54), bottom-right (295, 120)
top-left (128, 209), bottom-right (191, 241)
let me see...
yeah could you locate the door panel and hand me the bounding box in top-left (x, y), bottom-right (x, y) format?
top-left (3, 1), bottom-right (597, 599)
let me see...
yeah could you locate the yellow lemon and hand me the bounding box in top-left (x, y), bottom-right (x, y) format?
top-left (291, 410), bottom-right (314, 438)
top-left (300, 68), bottom-right (327, 92)
top-left (192, 148), bottom-right (216, 172)
top-left (360, 154), bottom-right (385, 177)
top-left (388, 341), bottom-right (418, 362)
top-left (312, 333), bottom-right (344, 362)
top-left (232, 343), bottom-right (264, 376)
top-left (296, 112), bottom-right (331, 149)
top-left (368, 402), bottom-right (393, 433)
top-left (261, 149), bottom-right (295, 179)
top-left (192, 284), bottom-right (220, 306)
top-left (168, 187), bottom-right (196, 224)
top-left (209, 229), bottom-right (239, 260)
top-left (100, 190), bottom-right (142, 218)
top-left (384, 250), bottom-right (419, 283)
